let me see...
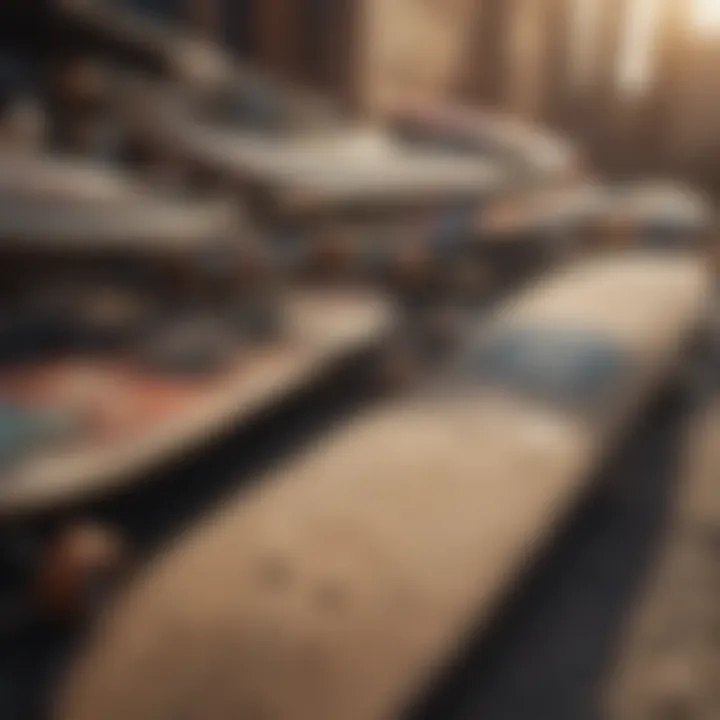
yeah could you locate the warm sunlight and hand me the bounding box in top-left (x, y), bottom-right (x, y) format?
top-left (569, 0), bottom-right (601, 87)
top-left (616, 0), bottom-right (660, 93)
top-left (691, 0), bottom-right (720, 35)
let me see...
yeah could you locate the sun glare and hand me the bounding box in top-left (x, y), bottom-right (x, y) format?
top-left (691, 0), bottom-right (720, 34)
top-left (617, 0), bottom-right (659, 94)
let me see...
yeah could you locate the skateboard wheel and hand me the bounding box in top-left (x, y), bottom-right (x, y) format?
top-left (36, 523), bottom-right (128, 621)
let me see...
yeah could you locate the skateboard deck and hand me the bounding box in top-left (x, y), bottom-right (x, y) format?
top-left (168, 123), bottom-right (508, 216)
top-left (0, 290), bottom-right (392, 516)
top-left (604, 181), bottom-right (714, 249)
top-left (155, 121), bottom-right (547, 296)
top-left (0, 152), bottom-right (243, 252)
top-left (0, 191), bottom-right (239, 255)
top-left (58, 253), bottom-right (711, 720)
top-left (388, 100), bottom-right (584, 184)
top-left (480, 180), bottom-right (712, 259)
top-left (0, 153), bottom-right (148, 205)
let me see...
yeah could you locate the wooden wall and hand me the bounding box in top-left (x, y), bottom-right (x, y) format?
top-left (169, 0), bottom-right (478, 111)
top-left (148, 0), bottom-right (720, 193)
top-left (463, 0), bottom-right (720, 194)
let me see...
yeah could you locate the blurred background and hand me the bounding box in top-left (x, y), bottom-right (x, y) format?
top-left (0, 2), bottom-right (718, 720)
top-left (104, 0), bottom-right (720, 194)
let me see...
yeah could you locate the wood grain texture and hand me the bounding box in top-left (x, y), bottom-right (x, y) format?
top-left (357, 0), bottom-right (478, 118)
top-left (58, 254), bottom-right (710, 720)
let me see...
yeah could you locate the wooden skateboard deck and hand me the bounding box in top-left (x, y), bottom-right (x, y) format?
top-left (0, 153), bottom-right (148, 205)
top-left (387, 100), bottom-right (584, 184)
top-left (166, 123), bottom-right (508, 217)
top-left (0, 191), bottom-right (239, 255)
top-left (479, 180), bottom-right (712, 263)
top-left (58, 253), bottom-right (711, 720)
top-left (604, 181), bottom-right (714, 248)
top-left (0, 290), bottom-right (392, 516)
top-left (146, 121), bottom-right (526, 299)
top-left (0, 153), bottom-right (242, 253)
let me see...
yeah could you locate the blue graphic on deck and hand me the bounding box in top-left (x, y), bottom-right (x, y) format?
top-left (469, 327), bottom-right (630, 406)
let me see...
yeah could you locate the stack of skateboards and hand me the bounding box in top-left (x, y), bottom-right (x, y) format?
top-left (0, 2), bottom-right (716, 719)
top-left (56, 254), bottom-right (713, 720)
top-left (0, 18), bottom-right (398, 622)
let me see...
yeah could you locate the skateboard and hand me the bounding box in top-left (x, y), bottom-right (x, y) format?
top-left (0, 289), bottom-right (393, 517)
top-left (0, 152), bottom-right (148, 204)
top-left (0, 288), bottom-right (394, 623)
top-left (598, 181), bottom-right (714, 253)
top-left (0, 153), bottom-right (270, 340)
top-left (57, 252), bottom-right (711, 720)
top-left (2, 4), bottom-right (595, 314)
top-left (103, 93), bottom-right (608, 309)
top-left (477, 179), bottom-right (713, 279)
top-left (0, 162), bottom-right (397, 623)
top-left (135, 118), bottom-right (590, 311)
top-left (107, 115), bottom-right (521, 353)
top-left (387, 100), bottom-right (584, 184)
top-left (155, 122), bottom-right (508, 217)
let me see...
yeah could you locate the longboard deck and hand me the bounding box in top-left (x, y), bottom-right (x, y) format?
top-left (387, 101), bottom-right (583, 183)
top-left (0, 290), bottom-right (392, 516)
top-left (171, 123), bottom-right (508, 216)
top-left (0, 154), bottom-right (146, 204)
top-left (0, 154), bottom-right (245, 255)
top-left (57, 254), bottom-right (710, 720)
